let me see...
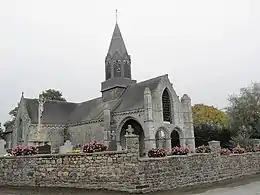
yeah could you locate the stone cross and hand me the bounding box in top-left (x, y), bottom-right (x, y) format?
top-left (108, 130), bottom-right (116, 140)
top-left (126, 125), bottom-right (134, 135)
top-left (0, 139), bottom-right (6, 156)
top-left (37, 96), bottom-right (47, 140)
top-left (108, 130), bottom-right (117, 151)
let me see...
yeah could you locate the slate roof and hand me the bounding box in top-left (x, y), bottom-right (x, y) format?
top-left (23, 75), bottom-right (164, 125)
top-left (107, 23), bottom-right (128, 57)
top-left (25, 99), bottom-right (78, 124)
top-left (67, 97), bottom-right (103, 123)
top-left (113, 75), bottom-right (164, 112)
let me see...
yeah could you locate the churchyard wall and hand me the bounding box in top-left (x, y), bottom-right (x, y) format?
top-left (1, 135), bottom-right (260, 193)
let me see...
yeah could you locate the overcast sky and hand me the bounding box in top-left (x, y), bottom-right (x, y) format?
top-left (0, 0), bottom-right (259, 123)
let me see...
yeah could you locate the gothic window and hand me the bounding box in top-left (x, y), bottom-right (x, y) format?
top-left (114, 62), bottom-right (121, 77)
top-left (162, 89), bottom-right (172, 123)
top-left (106, 62), bottom-right (112, 80)
top-left (124, 60), bottom-right (131, 78)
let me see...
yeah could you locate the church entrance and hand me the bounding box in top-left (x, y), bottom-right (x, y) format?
top-left (120, 119), bottom-right (145, 157)
top-left (171, 130), bottom-right (180, 147)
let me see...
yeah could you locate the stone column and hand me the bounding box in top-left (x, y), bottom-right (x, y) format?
top-left (125, 134), bottom-right (139, 157)
top-left (144, 87), bottom-right (156, 154)
top-left (103, 107), bottom-right (111, 147)
top-left (208, 140), bottom-right (221, 153)
top-left (181, 94), bottom-right (195, 152)
top-left (165, 138), bottom-right (171, 154)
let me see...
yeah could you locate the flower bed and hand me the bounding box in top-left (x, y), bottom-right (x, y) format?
top-left (171, 146), bottom-right (190, 155)
top-left (148, 148), bottom-right (167, 158)
top-left (83, 141), bottom-right (108, 153)
top-left (11, 146), bottom-right (38, 156)
top-left (196, 145), bottom-right (211, 153)
top-left (218, 148), bottom-right (231, 155)
top-left (232, 146), bottom-right (246, 154)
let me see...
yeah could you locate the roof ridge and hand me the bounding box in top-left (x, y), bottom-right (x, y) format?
top-left (131, 74), bottom-right (167, 86)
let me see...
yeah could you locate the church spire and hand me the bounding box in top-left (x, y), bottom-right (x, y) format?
top-left (107, 22), bottom-right (128, 58)
top-left (101, 18), bottom-right (136, 98)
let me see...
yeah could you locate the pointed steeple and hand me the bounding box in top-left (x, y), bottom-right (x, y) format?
top-left (101, 19), bottom-right (136, 101)
top-left (107, 23), bottom-right (128, 57)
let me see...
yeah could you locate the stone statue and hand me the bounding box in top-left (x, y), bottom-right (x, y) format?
top-left (126, 125), bottom-right (134, 135)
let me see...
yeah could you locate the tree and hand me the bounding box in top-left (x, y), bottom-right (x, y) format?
top-left (9, 106), bottom-right (18, 118)
top-left (3, 104), bottom-right (19, 131)
top-left (0, 123), bottom-right (4, 139)
top-left (226, 82), bottom-right (260, 138)
top-left (39, 89), bottom-right (66, 102)
top-left (230, 125), bottom-right (254, 148)
top-left (192, 104), bottom-right (228, 128)
top-left (192, 104), bottom-right (231, 147)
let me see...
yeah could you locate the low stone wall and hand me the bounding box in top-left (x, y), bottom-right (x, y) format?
top-left (0, 135), bottom-right (140, 193)
top-left (138, 153), bottom-right (260, 193)
top-left (1, 135), bottom-right (260, 193)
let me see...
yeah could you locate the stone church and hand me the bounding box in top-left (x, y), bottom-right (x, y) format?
top-left (11, 22), bottom-right (195, 155)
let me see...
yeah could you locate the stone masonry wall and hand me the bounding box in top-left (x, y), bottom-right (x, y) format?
top-left (0, 135), bottom-right (140, 193)
top-left (138, 153), bottom-right (260, 193)
top-left (1, 135), bottom-right (260, 193)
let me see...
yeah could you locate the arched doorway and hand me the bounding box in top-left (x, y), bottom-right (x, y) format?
top-left (171, 130), bottom-right (180, 147)
top-left (162, 88), bottom-right (172, 124)
top-left (155, 129), bottom-right (167, 149)
top-left (120, 119), bottom-right (145, 156)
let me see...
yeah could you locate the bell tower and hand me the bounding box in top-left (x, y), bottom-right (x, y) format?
top-left (101, 20), bottom-right (136, 102)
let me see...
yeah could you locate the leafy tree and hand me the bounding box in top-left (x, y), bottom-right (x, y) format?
top-left (3, 104), bottom-right (19, 131)
top-left (3, 120), bottom-right (14, 130)
top-left (9, 106), bottom-right (18, 118)
top-left (230, 125), bottom-right (254, 148)
top-left (0, 123), bottom-right (4, 139)
top-left (39, 89), bottom-right (66, 102)
top-left (192, 104), bottom-right (231, 147)
top-left (192, 104), bottom-right (228, 128)
top-left (226, 82), bottom-right (260, 138)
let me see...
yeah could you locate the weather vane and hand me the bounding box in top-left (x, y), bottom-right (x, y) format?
top-left (116, 9), bottom-right (118, 23)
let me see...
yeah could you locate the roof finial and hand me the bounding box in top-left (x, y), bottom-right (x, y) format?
top-left (116, 9), bottom-right (118, 23)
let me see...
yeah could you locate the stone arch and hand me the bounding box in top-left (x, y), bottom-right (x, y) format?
top-left (155, 127), bottom-right (169, 149)
top-left (171, 127), bottom-right (184, 148)
top-left (162, 88), bottom-right (173, 124)
top-left (118, 117), bottom-right (145, 156)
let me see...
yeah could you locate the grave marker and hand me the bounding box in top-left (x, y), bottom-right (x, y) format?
top-left (0, 139), bottom-right (6, 156)
top-left (59, 140), bottom-right (73, 154)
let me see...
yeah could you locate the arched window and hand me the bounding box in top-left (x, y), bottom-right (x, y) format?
top-left (162, 89), bottom-right (172, 123)
top-left (114, 61), bottom-right (121, 77)
top-left (124, 60), bottom-right (131, 78)
top-left (106, 63), bottom-right (112, 80)
top-left (171, 130), bottom-right (180, 147)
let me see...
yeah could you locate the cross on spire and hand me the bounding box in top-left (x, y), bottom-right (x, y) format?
top-left (116, 9), bottom-right (118, 23)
